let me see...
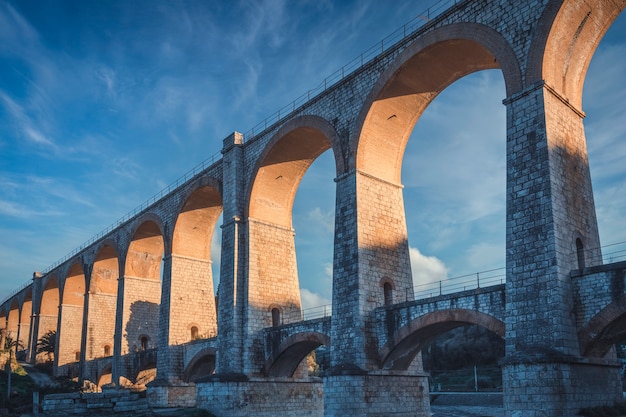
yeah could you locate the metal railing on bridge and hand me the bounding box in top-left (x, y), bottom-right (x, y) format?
top-left (411, 267), bottom-right (506, 301)
top-left (31, 0), bottom-right (460, 281)
top-left (279, 304), bottom-right (333, 325)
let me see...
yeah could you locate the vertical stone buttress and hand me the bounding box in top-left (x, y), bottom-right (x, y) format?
top-left (112, 261), bottom-right (126, 386)
top-left (78, 264), bottom-right (92, 384)
top-left (324, 169), bottom-right (429, 416)
top-left (17, 313), bottom-right (30, 353)
top-left (502, 83), bottom-right (621, 416)
top-left (216, 132), bottom-right (245, 374)
top-left (28, 272), bottom-right (43, 363)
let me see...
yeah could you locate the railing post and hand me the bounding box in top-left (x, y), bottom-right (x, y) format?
top-left (477, 272), bottom-right (480, 289)
top-left (439, 280), bottom-right (442, 295)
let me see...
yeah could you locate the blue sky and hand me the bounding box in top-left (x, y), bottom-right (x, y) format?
top-left (1, 1), bottom-right (625, 309)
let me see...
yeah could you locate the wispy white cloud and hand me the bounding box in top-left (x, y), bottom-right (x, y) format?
top-left (300, 288), bottom-right (331, 311)
top-left (409, 246), bottom-right (448, 286)
top-left (0, 200), bottom-right (62, 219)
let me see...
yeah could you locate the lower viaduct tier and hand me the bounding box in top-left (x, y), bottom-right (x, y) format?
top-left (1, 0), bottom-right (626, 416)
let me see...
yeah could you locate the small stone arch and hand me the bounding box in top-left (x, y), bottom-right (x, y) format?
top-left (268, 305), bottom-right (283, 327)
top-left (183, 347), bottom-right (217, 382)
top-left (379, 308), bottom-right (505, 370)
top-left (380, 278), bottom-right (395, 306)
top-left (264, 331), bottom-right (330, 377)
top-left (97, 362), bottom-right (113, 389)
top-left (139, 334), bottom-right (150, 351)
top-left (188, 323), bottom-right (200, 340)
top-left (579, 294), bottom-right (626, 358)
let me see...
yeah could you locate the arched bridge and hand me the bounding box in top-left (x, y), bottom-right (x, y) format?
top-left (2, 0), bottom-right (626, 416)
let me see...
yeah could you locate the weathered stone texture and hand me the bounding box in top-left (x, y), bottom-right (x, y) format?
top-left (57, 304), bottom-right (83, 366)
top-left (2, 1), bottom-right (626, 416)
top-left (196, 379), bottom-right (323, 417)
top-left (86, 293), bottom-right (116, 360)
top-left (121, 276), bottom-right (160, 354)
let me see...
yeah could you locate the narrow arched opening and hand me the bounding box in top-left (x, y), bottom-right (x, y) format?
top-left (172, 184), bottom-right (222, 344)
top-left (58, 262), bottom-right (86, 367)
top-left (123, 219), bottom-right (164, 356)
top-left (87, 244), bottom-right (119, 361)
top-left (271, 307), bottom-right (281, 327)
top-left (576, 238), bottom-right (586, 270)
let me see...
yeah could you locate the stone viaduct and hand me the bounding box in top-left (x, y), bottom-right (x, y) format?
top-left (1, 0), bottom-right (625, 415)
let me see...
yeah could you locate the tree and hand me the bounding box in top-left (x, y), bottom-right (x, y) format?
top-left (3, 334), bottom-right (23, 352)
top-left (36, 330), bottom-right (56, 362)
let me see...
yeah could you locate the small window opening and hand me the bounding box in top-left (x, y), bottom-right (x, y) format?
top-left (191, 326), bottom-right (199, 340)
top-left (104, 345), bottom-right (111, 356)
top-left (384, 282), bottom-right (393, 306)
top-left (140, 336), bottom-right (149, 351)
top-left (271, 308), bottom-right (281, 327)
top-left (75, 351), bottom-right (80, 361)
top-left (576, 238), bottom-right (585, 270)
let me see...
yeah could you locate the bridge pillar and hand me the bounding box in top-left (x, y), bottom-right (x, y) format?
top-left (323, 170), bottom-right (429, 416)
top-left (502, 83), bottom-right (622, 416)
top-left (27, 272), bottom-right (43, 363)
top-left (216, 132), bottom-right (246, 375)
top-left (149, 253), bottom-right (216, 407)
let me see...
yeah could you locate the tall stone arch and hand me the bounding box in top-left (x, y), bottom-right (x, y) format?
top-left (19, 289), bottom-right (33, 353)
top-left (35, 276), bottom-right (59, 364)
top-left (85, 242), bottom-right (119, 363)
top-left (236, 115), bottom-right (340, 375)
top-left (6, 299), bottom-right (19, 349)
top-left (57, 261), bottom-right (86, 368)
top-left (116, 215), bottom-right (166, 386)
top-left (325, 23), bottom-right (521, 416)
top-left (155, 178), bottom-right (222, 386)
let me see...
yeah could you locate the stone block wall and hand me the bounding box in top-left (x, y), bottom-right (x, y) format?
top-left (121, 277), bottom-right (161, 354)
top-left (57, 304), bottom-right (83, 366)
top-left (168, 255), bottom-right (216, 344)
top-left (245, 218), bottom-right (302, 374)
top-left (86, 293), bottom-right (117, 359)
top-left (323, 373), bottom-right (429, 416)
top-left (196, 378), bottom-right (323, 417)
top-left (571, 262), bottom-right (626, 328)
